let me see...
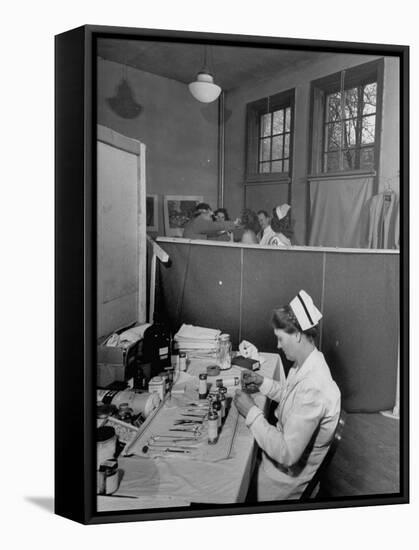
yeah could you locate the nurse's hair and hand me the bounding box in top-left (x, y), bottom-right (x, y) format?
top-left (271, 306), bottom-right (318, 342)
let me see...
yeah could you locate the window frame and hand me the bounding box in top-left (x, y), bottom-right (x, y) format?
top-left (245, 89), bottom-right (295, 184)
top-left (309, 59), bottom-right (384, 180)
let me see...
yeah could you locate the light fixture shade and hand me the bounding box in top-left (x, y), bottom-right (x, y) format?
top-left (188, 72), bottom-right (222, 103)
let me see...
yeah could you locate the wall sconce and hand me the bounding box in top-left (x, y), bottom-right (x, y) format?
top-left (188, 46), bottom-right (222, 103)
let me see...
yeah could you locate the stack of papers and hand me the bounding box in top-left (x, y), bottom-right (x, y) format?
top-left (174, 324), bottom-right (221, 358)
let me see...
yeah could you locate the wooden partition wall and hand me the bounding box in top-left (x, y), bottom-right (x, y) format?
top-left (155, 238), bottom-right (399, 413)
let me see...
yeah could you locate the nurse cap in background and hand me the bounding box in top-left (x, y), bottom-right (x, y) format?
top-left (275, 203), bottom-right (291, 220)
top-left (289, 290), bottom-right (322, 331)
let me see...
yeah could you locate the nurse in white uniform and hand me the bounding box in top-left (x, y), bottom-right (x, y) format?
top-left (234, 290), bottom-right (341, 501)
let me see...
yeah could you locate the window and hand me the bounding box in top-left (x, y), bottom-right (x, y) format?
top-left (259, 106), bottom-right (292, 174)
top-left (310, 60), bottom-right (383, 176)
top-left (246, 90), bottom-right (294, 182)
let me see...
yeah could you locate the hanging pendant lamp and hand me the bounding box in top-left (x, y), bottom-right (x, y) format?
top-left (188, 46), bottom-right (222, 103)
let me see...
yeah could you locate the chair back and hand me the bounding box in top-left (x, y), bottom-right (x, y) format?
top-left (300, 409), bottom-right (346, 501)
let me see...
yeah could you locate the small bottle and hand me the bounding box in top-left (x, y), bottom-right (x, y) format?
top-left (218, 387), bottom-right (227, 420)
top-left (199, 373), bottom-right (208, 399)
top-left (215, 378), bottom-right (223, 389)
top-left (117, 403), bottom-right (133, 423)
top-left (178, 351), bottom-right (187, 372)
top-left (213, 394), bottom-right (222, 431)
top-left (164, 366), bottom-right (174, 389)
top-left (207, 402), bottom-right (219, 445)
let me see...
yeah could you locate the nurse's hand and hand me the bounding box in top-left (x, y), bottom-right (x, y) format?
top-left (241, 370), bottom-right (264, 390)
top-left (234, 389), bottom-right (255, 418)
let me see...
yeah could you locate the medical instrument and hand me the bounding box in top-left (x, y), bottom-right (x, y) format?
top-left (142, 445), bottom-right (190, 455)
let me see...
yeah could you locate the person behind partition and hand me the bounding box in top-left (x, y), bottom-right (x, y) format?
top-left (214, 208), bottom-right (230, 222)
top-left (211, 208), bottom-right (233, 241)
top-left (267, 204), bottom-right (293, 247)
top-left (257, 210), bottom-right (275, 245)
top-left (233, 290), bottom-right (341, 501)
top-left (239, 209), bottom-right (260, 244)
top-left (183, 202), bottom-right (239, 240)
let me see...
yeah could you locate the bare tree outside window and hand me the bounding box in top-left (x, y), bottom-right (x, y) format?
top-left (323, 81), bottom-right (377, 172)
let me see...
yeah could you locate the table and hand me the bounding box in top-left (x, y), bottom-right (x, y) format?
top-left (97, 352), bottom-right (282, 512)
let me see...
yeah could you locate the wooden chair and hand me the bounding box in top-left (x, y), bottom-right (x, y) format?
top-left (300, 409), bottom-right (346, 501)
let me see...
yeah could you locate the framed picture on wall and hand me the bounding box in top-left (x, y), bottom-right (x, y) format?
top-left (146, 194), bottom-right (158, 232)
top-left (163, 195), bottom-right (203, 237)
top-left (55, 24), bottom-right (409, 526)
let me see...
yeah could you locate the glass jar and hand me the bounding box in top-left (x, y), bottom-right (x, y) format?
top-left (217, 333), bottom-right (232, 370)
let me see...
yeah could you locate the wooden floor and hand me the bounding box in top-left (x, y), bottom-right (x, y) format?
top-left (323, 413), bottom-right (400, 496)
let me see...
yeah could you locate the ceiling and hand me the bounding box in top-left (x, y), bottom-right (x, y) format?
top-left (97, 39), bottom-right (333, 92)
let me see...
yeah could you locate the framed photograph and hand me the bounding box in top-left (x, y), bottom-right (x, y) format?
top-left (55, 25), bottom-right (408, 525)
top-left (146, 194), bottom-right (158, 232)
top-left (163, 195), bottom-right (203, 236)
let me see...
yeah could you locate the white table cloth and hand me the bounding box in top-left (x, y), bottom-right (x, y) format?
top-left (97, 352), bottom-right (282, 511)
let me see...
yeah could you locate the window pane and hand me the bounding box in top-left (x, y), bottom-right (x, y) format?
top-left (326, 122), bottom-right (342, 151)
top-left (260, 113), bottom-right (271, 137)
top-left (259, 161), bottom-right (271, 173)
top-left (272, 135), bottom-right (283, 159)
top-left (344, 87), bottom-right (359, 119)
top-left (283, 159), bottom-right (289, 172)
top-left (272, 110), bottom-right (284, 134)
top-left (361, 115), bottom-right (376, 144)
top-left (343, 148), bottom-right (356, 170)
top-left (271, 160), bottom-right (283, 172)
top-left (343, 119), bottom-right (357, 148)
top-left (360, 147), bottom-right (375, 169)
top-left (326, 92), bottom-right (342, 122)
top-left (325, 151), bottom-right (340, 172)
top-left (284, 134), bottom-right (290, 158)
top-left (260, 138), bottom-right (271, 161)
top-left (363, 83), bottom-right (377, 115)
top-left (285, 107), bottom-right (291, 131)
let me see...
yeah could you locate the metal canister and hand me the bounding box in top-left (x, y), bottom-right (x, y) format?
top-left (97, 458), bottom-right (119, 495)
top-left (158, 371), bottom-right (170, 392)
top-left (97, 426), bottom-right (116, 469)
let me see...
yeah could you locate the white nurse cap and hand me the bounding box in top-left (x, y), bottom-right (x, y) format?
top-left (289, 290), bottom-right (322, 331)
top-left (275, 203), bottom-right (291, 220)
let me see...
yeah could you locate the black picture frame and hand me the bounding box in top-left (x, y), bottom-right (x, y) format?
top-left (55, 24), bottom-right (409, 525)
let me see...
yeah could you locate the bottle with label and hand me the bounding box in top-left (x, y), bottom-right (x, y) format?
top-left (199, 373), bottom-right (208, 399)
top-left (142, 313), bottom-right (172, 378)
top-left (207, 402), bottom-right (219, 445)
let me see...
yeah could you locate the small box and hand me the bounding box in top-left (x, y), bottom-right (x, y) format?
top-left (97, 322), bottom-right (143, 386)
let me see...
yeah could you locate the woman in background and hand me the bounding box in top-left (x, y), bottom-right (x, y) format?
top-left (211, 208), bottom-right (233, 241)
top-left (239, 209), bottom-right (260, 244)
top-left (214, 208), bottom-right (230, 222)
top-left (234, 290), bottom-right (341, 501)
top-left (268, 204), bottom-right (293, 247)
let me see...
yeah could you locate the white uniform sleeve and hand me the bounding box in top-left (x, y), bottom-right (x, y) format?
top-left (259, 376), bottom-right (283, 402)
top-left (246, 385), bottom-right (325, 468)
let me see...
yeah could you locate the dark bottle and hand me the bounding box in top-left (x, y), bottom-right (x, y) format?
top-left (142, 314), bottom-right (172, 378)
top-left (213, 394), bottom-right (222, 431)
